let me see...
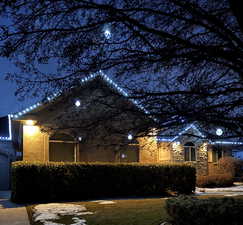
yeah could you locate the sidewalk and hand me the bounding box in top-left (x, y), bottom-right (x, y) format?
top-left (0, 191), bottom-right (30, 225)
top-left (195, 183), bottom-right (243, 197)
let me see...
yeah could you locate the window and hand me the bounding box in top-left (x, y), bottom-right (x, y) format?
top-left (49, 133), bottom-right (76, 162)
top-left (212, 148), bottom-right (223, 162)
top-left (184, 142), bottom-right (196, 161)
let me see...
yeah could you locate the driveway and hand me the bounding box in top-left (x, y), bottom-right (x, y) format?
top-left (0, 191), bottom-right (30, 225)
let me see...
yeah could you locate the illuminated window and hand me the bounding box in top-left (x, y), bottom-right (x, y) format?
top-left (184, 142), bottom-right (196, 161)
top-left (212, 148), bottom-right (223, 162)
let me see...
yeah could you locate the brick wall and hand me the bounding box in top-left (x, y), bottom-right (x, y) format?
top-left (23, 125), bottom-right (49, 161)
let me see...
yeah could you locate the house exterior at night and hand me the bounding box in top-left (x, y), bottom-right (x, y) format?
top-left (0, 72), bottom-right (243, 189)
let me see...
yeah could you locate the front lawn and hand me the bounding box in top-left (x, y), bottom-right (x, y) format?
top-left (27, 195), bottom-right (243, 225)
top-left (27, 198), bottom-right (171, 225)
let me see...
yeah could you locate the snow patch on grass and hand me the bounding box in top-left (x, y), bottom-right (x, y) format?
top-left (196, 185), bottom-right (243, 193)
top-left (33, 203), bottom-right (93, 225)
top-left (91, 200), bottom-right (116, 205)
top-left (98, 201), bottom-right (116, 205)
top-left (195, 185), bottom-right (243, 197)
top-left (71, 217), bottom-right (87, 225)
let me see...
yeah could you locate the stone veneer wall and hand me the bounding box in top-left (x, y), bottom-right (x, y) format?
top-left (138, 137), bottom-right (158, 163)
top-left (138, 136), bottom-right (209, 175)
top-left (171, 141), bottom-right (208, 175)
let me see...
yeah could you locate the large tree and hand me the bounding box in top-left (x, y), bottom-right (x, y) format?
top-left (0, 0), bottom-right (242, 138)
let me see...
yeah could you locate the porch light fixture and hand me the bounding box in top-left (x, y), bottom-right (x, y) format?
top-left (25, 125), bottom-right (39, 136)
top-left (75, 100), bottom-right (81, 107)
top-left (128, 134), bottom-right (133, 140)
top-left (216, 128), bottom-right (223, 136)
top-left (25, 120), bottom-right (36, 126)
top-left (78, 137), bottom-right (82, 141)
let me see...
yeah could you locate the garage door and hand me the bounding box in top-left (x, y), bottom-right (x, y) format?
top-left (0, 154), bottom-right (10, 190)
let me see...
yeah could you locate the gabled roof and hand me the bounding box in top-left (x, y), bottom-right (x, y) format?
top-left (0, 115), bottom-right (12, 141)
top-left (2, 71), bottom-right (243, 145)
top-left (157, 123), bottom-right (205, 142)
top-left (11, 71), bottom-right (156, 121)
top-left (158, 123), bottom-right (243, 145)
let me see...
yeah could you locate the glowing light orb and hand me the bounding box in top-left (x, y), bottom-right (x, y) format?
top-left (216, 128), bottom-right (223, 136)
top-left (104, 29), bottom-right (111, 39)
top-left (75, 100), bottom-right (81, 107)
top-left (128, 134), bottom-right (133, 140)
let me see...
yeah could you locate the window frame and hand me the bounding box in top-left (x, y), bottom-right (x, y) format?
top-left (184, 142), bottom-right (196, 162)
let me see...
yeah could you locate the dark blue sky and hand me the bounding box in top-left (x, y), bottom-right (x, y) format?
top-left (0, 58), bottom-right (39, 117)
top-left (0, 58), bottom-right (21, 116)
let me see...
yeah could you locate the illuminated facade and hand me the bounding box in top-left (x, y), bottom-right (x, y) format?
top-left (0, 71), bottom-right (243, 178)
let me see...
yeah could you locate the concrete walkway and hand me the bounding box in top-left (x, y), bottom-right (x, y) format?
top-left (0, 191), bottom-right (30, 225)
top-left (195, 183), bottom-right (243, 197)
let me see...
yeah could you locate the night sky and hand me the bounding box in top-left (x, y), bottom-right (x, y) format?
top-left (0, 57), bottom-right (38, 117)
top-left (0, 58), bottom-right (20, 117)
top-left (0, 16), bottom-right (37, 117)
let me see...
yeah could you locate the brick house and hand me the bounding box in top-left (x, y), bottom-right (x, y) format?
top-left (0, 72), bottom-right (243, 189)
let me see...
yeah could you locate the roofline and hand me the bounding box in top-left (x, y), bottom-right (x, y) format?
top-left (157, 123), bottom-right (243, 145)
top-left (11, 70), bottom-right (157, 122)
top-left (210, 141), bottom-right (243, 145)
top-left (157, 123), bottom-right (206, 142)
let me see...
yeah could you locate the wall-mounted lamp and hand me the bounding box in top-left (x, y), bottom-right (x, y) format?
top-left (25, 120), bottom-right (37, 126)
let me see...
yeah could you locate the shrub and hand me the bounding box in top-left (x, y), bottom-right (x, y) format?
top-left (166, 196), bottom-right (243, 225)
top-left (218, 156), bottom-right (241, 176)
top-left (11, 162), bottom-right (196, 203)
top-left (196, 173), bottom-right (233, 188)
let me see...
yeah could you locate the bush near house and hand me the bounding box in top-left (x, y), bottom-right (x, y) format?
top-left (196, 173), bottom-right (234, 188)
top-left (11, 161), bottom-right (195, 203)
top-left (166, 196), bottom-right (243, 225)
top-left (218, 156), bottom-right (242, 177)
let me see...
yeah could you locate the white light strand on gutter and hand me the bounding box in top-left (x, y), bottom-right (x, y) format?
top-left (157, 124), bottom-right (243, 145)
top-left (210, 141), bottom-right (243, 145)
top-left (12, 71), bottom-right (157, 122)
top-left (8, 114), bottom-right (12, 140)
top-left (99, 71), bottom-right (156, 121)
top-left (13, 102), bottom-right (42, 119)
top-left (0, 114), bottom-right (12, 141)
top-left (157, 123), bottom-right (205, 142)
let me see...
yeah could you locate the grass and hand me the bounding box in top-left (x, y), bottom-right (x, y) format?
top-left (27, 195), bottom-right (243, 225)
top-left (27, 197), bottom-right (171, 225)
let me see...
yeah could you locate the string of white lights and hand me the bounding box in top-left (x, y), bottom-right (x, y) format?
top-left (6, 72), bottom-right (243, 145)
top-left (157, 123), bottom-right (243, 145)
top-left (157, 123), bottom-right (205, 142)
top-left (12, 71), bottom-right (155, 121)
top-left (210, 141), bottom-right (243, 145)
